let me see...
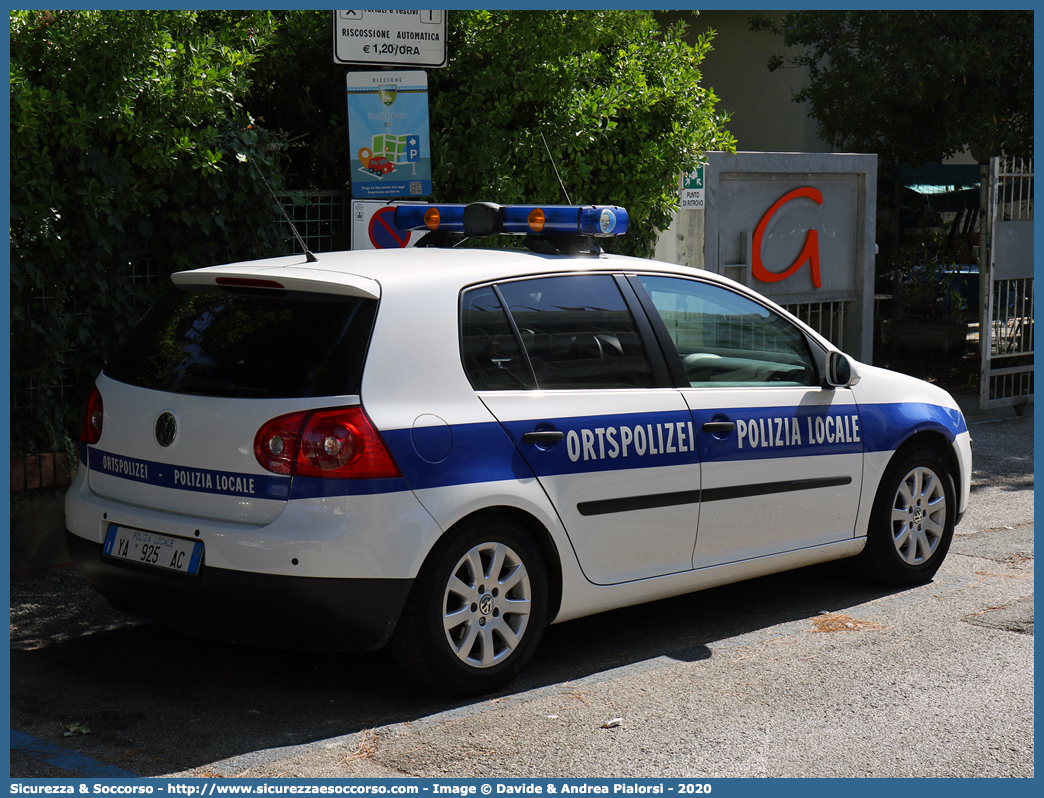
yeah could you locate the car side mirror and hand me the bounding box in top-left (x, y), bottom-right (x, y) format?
top-left (824, 351), bottom-right (860, 388)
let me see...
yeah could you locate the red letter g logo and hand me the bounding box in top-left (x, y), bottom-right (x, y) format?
top-left (752, 187), bottom-right (823, 288)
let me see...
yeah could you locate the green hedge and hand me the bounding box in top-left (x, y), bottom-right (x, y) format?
top-left (10, 11), bottom-right (288, 455)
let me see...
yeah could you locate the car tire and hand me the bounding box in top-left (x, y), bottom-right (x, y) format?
top-left (859, 446), bottom-right (956, 586)
top-left (392, 515), bottom-right (549, 695)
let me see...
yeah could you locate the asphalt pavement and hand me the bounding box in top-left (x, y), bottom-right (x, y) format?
top-left (9, 393), bottom-right (1033, 779)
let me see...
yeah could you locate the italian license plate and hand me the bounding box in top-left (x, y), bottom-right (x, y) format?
top-left (103, 524), bottom-right (203, 575)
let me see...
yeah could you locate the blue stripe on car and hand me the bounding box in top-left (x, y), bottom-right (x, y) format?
top-left (856, 402), bottom-right (967, 452)
top-left (86, 446), bottom-right (414, 500)
top-left (382, 421), bottom-right (535, 491)
top-left (85, 403), bottom-right (965, 498)
top-left (289, 475), bottom-right (412, 499)
top-left (383, 402), bottom-right (965, 486)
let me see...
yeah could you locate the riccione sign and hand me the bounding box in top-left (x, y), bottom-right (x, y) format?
top-left (346, 71), bottom-right (432, 199)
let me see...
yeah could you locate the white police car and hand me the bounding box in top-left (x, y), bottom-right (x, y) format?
top-left (65, 202), bottom-right (972, 695)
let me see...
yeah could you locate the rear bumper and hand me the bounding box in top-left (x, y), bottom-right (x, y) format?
top-left (65, 531), bottom-right (412, 652)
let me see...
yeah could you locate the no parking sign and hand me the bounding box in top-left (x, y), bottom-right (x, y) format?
top-left (351, 201), bottom-right (423, 250)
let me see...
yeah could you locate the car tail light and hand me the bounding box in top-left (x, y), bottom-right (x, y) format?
top-left (254, 407), bottom-right (400, 480)
top-left (79, 386), bottom-right (104, 444)
top-left (254, 411), bottom-right (308, 476)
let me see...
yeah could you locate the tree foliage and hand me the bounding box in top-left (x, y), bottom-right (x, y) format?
top-left (430, 11), bottom-right (734, 257)
top-left (10, 10), bottom-right (288, 453)
top-left (244, 10), bottom-right (735, 257)
top-left (749, 10), bottom-right (1033, 167)
top-left (236, 11), bottom-right (351, 189)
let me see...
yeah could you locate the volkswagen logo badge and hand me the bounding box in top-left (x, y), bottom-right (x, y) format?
top-left (155, 412), bottom-right (178, 448)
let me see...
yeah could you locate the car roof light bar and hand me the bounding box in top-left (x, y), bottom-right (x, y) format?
top-left (394, 202), bottom-right (628, 239)
top-left (392, 203), bottom-right (466, 234)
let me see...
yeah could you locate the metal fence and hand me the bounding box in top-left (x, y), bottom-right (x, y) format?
top-left (981, 156), bottom-right (1034, 409)
top-left (782, 300), bottom-right (847, 352)
top-left (277, 191), bottom-right (352, 254)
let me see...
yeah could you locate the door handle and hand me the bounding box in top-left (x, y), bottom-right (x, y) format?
top-left (702, 421), bottom-right (736, 433)
top-left (521, 430), bottom-right (566, 444)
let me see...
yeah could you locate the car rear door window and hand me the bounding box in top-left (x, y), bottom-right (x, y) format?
top-left (460, 287), bottom-right (535, 390)
top-left (462, 275), bottom-right (656, 390)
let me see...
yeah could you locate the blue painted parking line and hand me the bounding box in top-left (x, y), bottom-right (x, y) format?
top-left (10, 729), bottom-right (139, 778)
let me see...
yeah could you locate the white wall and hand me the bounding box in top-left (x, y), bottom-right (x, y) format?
top-left (658, 10), bottom-right (832, 154)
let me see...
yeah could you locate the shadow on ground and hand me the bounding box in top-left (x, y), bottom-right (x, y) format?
top-left (11, 558), bottom-right (910, 777)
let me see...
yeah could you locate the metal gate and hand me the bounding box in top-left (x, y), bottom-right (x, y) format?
top-left (980, 156), bottom-right (1034, 409)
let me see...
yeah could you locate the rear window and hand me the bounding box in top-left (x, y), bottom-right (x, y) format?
top-left (104, 289), bottom-right (378, 398)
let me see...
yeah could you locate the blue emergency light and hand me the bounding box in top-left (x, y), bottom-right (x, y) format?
top-left (394, 202), bottom-right (629, 239)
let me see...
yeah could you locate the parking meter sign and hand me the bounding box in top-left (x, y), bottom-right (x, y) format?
top-left (333, 10), bottom-right (447, 68)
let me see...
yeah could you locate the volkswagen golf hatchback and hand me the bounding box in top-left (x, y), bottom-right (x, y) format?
top-left (66, 202), bottom-right (972, 694)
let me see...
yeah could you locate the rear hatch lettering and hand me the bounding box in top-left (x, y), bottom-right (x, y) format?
top-left (89, 447), bottom-right (287, 500)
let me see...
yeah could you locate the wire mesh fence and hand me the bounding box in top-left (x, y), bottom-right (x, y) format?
top-left (276, 191), bottom-right (352, 254)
